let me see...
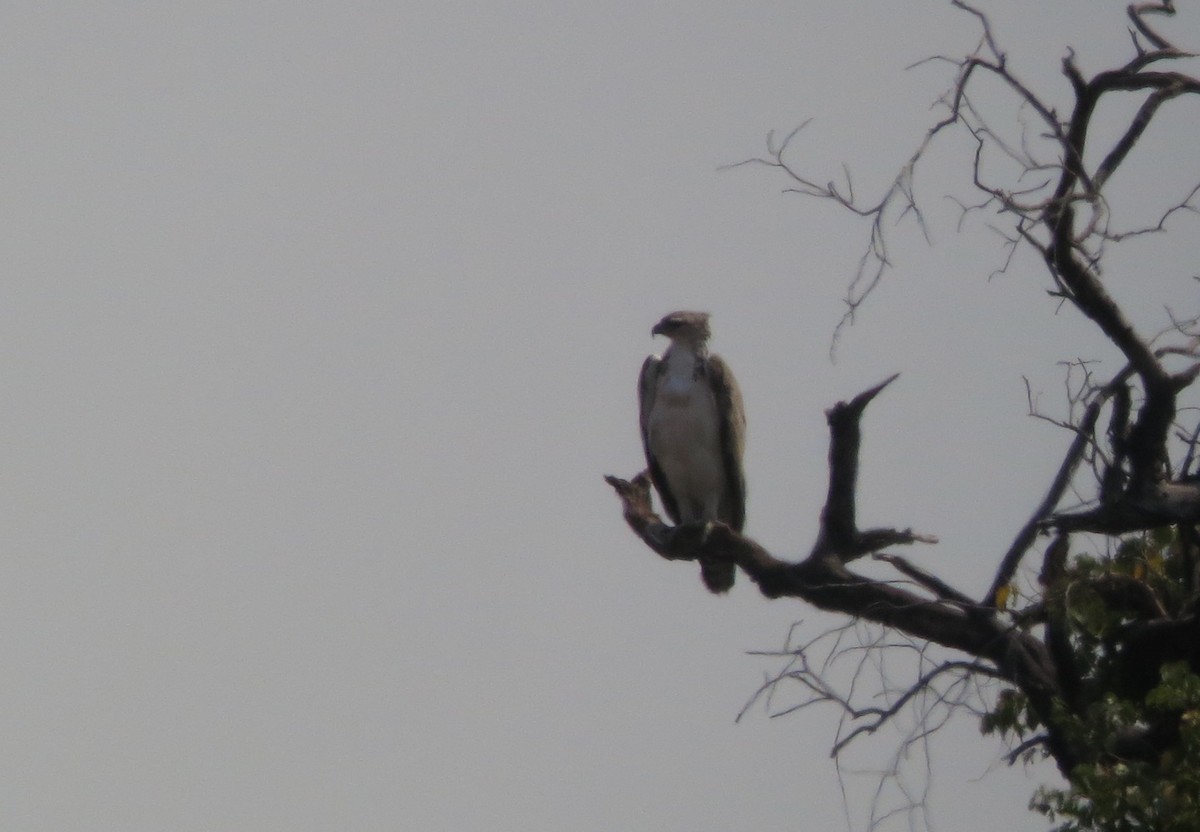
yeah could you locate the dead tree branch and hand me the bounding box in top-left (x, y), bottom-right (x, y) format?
top-left (607, 377), bottom-right (1078, 772)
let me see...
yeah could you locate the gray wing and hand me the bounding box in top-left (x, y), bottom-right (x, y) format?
top-left (637, 355), bottom-right (681, 524)
top-left (707, 354), bottom-right (746, 532)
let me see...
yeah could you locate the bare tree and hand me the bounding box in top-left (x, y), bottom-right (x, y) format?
top-left (608, 2), bottom-right (1200, 827)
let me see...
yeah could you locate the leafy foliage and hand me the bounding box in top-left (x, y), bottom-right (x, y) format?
top-left (984, 530), bottom-right (1200, 831)
top-left (1032, 665), bottom-right (1200, 832)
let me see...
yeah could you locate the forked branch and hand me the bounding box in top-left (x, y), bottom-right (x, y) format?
top-left (606, 377), bottom-right (1075, 770)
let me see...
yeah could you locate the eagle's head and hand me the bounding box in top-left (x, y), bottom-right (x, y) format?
top-left (651, 310), bottom-right (711, 343)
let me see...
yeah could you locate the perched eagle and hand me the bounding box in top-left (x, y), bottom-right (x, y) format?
top-left (638, 311), bottom-right (747, 593)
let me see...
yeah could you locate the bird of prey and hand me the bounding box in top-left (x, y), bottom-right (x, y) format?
top-left (638, 311), bottom-right (746, 593)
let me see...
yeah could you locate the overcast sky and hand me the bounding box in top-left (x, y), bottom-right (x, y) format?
top-left (4, 2), bottom-right (1198, 830)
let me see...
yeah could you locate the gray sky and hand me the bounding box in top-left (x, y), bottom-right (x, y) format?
top-left (4, 2), bottom-right (1198, 830)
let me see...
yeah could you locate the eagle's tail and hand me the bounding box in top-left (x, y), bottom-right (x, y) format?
top-left (700, 559), bottom-right (735, 594)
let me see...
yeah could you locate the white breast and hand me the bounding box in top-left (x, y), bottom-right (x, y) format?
top-left (647, 348), bottom-right (724, 523)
